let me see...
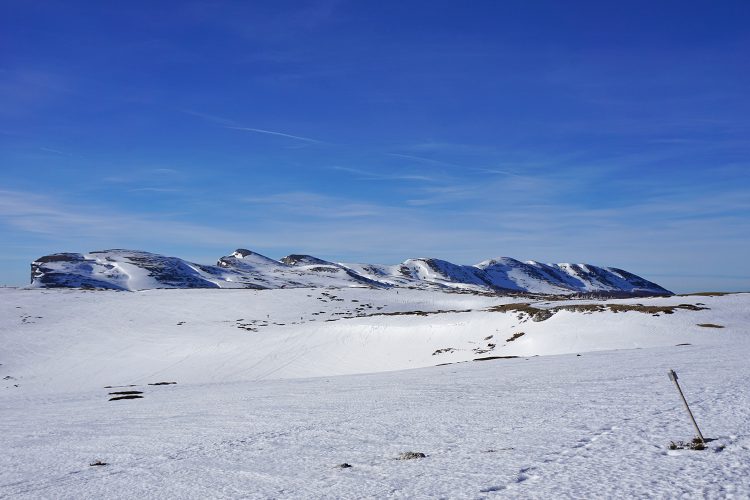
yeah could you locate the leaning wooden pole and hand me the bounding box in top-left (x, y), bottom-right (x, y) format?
top-left (667, 369), bottom-right (705, 443)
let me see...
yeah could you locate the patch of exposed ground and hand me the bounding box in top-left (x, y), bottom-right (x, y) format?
top-left (432, 347), bottom-right (457, 356)
top-left (486, 302), bottom-right (710, 322)
top-left (473, 343), bottom-right (496, 354)
top-left (367, 309), bottom-right (472, 317)
top-left (473, 355), bottom-right (519, 362)
top-left (486, 303), bottom-right (554, 322)
top-left (506, 331), bottom-right (525, 342)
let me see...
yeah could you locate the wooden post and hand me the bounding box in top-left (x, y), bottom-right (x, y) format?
top-left (667, 369), bottom-right (705, 443)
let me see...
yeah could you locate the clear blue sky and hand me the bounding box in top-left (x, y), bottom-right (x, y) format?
top-left (1, 0), bottom-right (748, 292)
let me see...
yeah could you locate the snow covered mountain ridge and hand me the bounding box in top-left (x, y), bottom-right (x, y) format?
top-left (30, 248), bottom-right (672, 296)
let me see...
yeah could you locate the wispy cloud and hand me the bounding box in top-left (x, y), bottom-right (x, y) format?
top-left (149, 168), bottom-right (180, 175)
top-left (473, 168), bottom-right (523, 177)
top-left (38, 147), bottom-right (71, 156)
top-left (0, 68), bottom-right (73, 116)
top-left (403, 142), bottom-right (493, 153)
top-left (225, 126), bottom-right (322, 143)
top-left (128, 187), bottom-right (180, 193)
top-left (182, 109), bottom-right (324, 144)
top-left (386, 152), bottom-right (458, 167)
top-left (100, 167), bottom-right (184, 186)
top-left (0, 189), bottom-right (246, 246)
top-left (242, 191), bottom-right (388, 218)
top-left (179, 109), bottom-right (236, 126)
top-left (329, 166), bottom-right (438, 182)
top-left (2, 176), bottom-right (748, 292)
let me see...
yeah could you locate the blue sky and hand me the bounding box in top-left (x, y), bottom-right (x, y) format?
top-left (1, 0), bottom-right (748, 292)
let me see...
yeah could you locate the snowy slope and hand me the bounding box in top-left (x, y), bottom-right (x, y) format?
top-left (31, 249), bottom-right (384, 292)
top-left (339, 258), bottom-right (490, 291)
top-left (476, 257), bottom-right (670, 295)
top-left (1, 288), bottom-right (744, 393)
top-left (0, 288), bottom-right (748, 498)
top-left (30, 248), bottom-right (672, 295)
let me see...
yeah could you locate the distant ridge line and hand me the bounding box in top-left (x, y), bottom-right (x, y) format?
top-left (30, 248), bottom-right (673, 296)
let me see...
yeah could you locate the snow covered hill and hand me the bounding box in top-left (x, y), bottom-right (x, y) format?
top-left (30, 248), bottom-right (672, 295)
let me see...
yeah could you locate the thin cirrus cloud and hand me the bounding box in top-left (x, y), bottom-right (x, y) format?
top-left (225, 126), bottom-right (323, 144)
top-left (242, 191), bottom-right (389, 218)
top-left (179, 109), bottom-right (237, 126)
top-left (127, 187), bottom-right (181, 193)
top-left (181, 109), bottom-right (323, 144)
top-left (37, 147), bottom-right (71, 156)
top-left (386, 152), bottom-right (459, 167)
top-left (0, 188), bottom-right (245, 245)
top-left (99, 167), bottom-right (185, 187)
top-left (328, 166), bottom-right (439, 183)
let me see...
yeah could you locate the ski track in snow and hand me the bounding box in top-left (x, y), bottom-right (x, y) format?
top-left (1, 288), bottom-right (749, 498)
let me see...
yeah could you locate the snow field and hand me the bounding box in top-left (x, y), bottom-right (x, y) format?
top-left (1, 288), bottom-right (748, 498)
top-left (0, 289), bottom-right (746, 392)
top-left (1, 341), bottom-right (749, 498)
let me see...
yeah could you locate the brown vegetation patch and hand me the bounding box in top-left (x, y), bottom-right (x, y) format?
top-left (505, 331), bottom-right (526, 342)
top-left (487, 303), bottom-right (554, 322)
top-left (473, 343), bottom-right (496, 354)
top-left (486, 301), bottom-right (709, 322)
top-left (606, 303), bottom-right (708, 314)
top-left (432, 347), bottom-right (457, 356)
top-left (668, 438), bottom-right (706, 451)
top-left (555, 302), bottom-right (709, 316)
top-left (555, 304), bottom-right (606, 313)
top-left (368, 309), bottom-right (471, 318)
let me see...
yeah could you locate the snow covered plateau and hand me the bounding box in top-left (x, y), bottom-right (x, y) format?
top-left (1, 286), bottom-right (749, 498)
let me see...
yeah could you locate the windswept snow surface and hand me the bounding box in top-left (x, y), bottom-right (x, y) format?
top-left (1, 289), bottom-right (749, 498)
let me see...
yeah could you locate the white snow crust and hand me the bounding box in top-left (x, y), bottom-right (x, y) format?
top-left (1, 288), bottom-right (748, 498)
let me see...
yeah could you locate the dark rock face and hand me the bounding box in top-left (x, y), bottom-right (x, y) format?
top-left (31, 253), bottom-right (127, 290)
top-left (280, 254), bottom-right (330, 266)
top-left (89, 251), bottom-right (220, 289)
top-left (29, 248), bottom-right (673, 296)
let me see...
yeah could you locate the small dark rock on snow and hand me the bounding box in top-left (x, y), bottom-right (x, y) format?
top-left (398, 451), bottom-right (426, 460)
top-left (109, 395), bottom-right (144, 401)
